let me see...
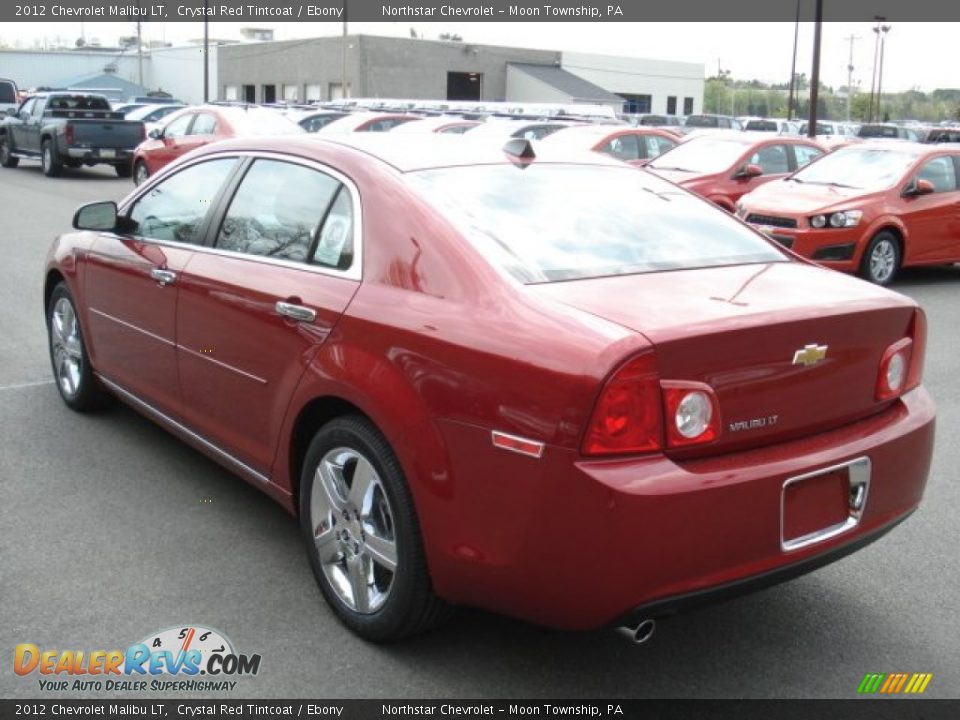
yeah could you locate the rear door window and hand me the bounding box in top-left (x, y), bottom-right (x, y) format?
top-left (793, 144), bottom-right (824, 169)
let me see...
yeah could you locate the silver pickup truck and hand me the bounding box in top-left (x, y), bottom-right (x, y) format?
top-left (0, 92), bottom-right (145, 177)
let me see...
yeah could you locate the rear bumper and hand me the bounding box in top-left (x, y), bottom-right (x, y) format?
top-left (66, 147), bottom-right (133, 164)
top-left (428, 387), bottom-right (935, 630)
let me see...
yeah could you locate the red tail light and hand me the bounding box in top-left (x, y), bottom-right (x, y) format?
top-left (582, 353), bottom-right (662, 456)
top-left (662, 382), bottom-right (721, 448)
top-left (65, 123), bottom-right (74, 146)
top-left (876, 309), bottom-right (926, 402)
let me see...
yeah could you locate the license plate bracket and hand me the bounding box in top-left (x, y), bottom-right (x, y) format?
top-left (781, 457), bottom-right (870, 552)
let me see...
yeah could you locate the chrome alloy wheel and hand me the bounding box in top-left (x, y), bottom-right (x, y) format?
top-left (310, 447), bottom-right (398, 614)
top-left (50, 297), bottom-right (83, 398)
top-left (134, 162), bottom-right (149, 185)
top-left (870, 238), bottom-right (897, 284)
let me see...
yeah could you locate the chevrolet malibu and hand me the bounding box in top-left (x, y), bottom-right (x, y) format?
top-left (45, 135), bottom-right (935, 642)
top-left (738, 143), bottom-right (960, 284)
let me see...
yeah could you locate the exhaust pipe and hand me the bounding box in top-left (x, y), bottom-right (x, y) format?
top-left (616, 618), bottom-right (656, 645)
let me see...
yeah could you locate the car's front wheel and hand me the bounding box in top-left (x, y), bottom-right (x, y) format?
top-left (47, 282), bottom-right (110, 411)
top-left (859, 230), bottom-right (901, 285)
top-left (299, 415), bottom-right (450, 642)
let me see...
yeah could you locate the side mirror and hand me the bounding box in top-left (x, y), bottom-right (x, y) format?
top-left (148, 128), bottom-right (163, 140)
top-left (903, 178), bottom-right (935, 197)
top-left (735, 163), bottom-right (763, 179)
top-left (73, 201), bottom-right (118, 231)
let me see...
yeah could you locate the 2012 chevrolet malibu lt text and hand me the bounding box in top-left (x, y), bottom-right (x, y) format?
top-left (44, 135), bottom-right (935, 642)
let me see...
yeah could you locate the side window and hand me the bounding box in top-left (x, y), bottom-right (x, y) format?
top-left (917, 157), bottom-right (958, 193)
top-left (128, 159), bottom-right (237, 244)
top-left (601, 134), bottom-right (640, 161)
top-left (190, 113), bottom-right (217, 135)
top-left (216, 159), bottom-right (341, 263)
top-left (643, 135), bottom-right (675, 159)
top-left (793, 144), bottom-right (823, 169)
top-left (164, 113), bottom-right (193, 138)
top-left (312, 188), bottom-right (354, 270)
top-left (749, 144), bottom-right (790, 175)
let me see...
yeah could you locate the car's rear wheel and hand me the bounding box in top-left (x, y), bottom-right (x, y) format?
top-left (859, 230), bottom-right (901, 285)
top-left (133, 160), bottom-right (150, 185)
top-left (41, 139), bottom-right (62, 177)
top-left (47, 283), bottom-right (110, 411)
top-left (0, 136), bottom-right (18, 168)
top-left (299, 415), bottom-right (450, 642)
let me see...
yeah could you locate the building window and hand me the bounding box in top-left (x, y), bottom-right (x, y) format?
top-left (666, 96), bottom-right (677, 115)
top-left (305, 84), bottom-right (322, 102)
top-left (282, 84), bottom-right (299, 102)
top-left (224, 86), bottom-right (238, 101)
top-left (619, 93), bottom-right (652, 114)
top-left (329, 82), bottom-right (351, 101)
top-left (683, 97), bottom-right (694, 115)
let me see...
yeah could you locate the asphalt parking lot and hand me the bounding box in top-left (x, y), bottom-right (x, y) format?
top-left (2, 161), bottom-right (959, 700)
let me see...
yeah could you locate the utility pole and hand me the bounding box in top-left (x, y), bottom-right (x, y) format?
top-left (876, 24), bottom-right (891, 122)
top-left (787, 0), bottom-right (801, 120)
top-left (844, 34), bottom-right (860, 122)
top-left (341, 1), bottom-right (348, 100)
top-left (807, 0), bottom-right (823, 139)
top-left (202, 0), bottom-right (209, 102)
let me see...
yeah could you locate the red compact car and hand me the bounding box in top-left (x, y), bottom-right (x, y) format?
top-left (46, 135), bottom-right (934, 642)
top-left (738, 143), bottom-right (960, 284)
top-left (538, 124), bottom-right (678, 166)
top-left (131, 105), bottom-right (302, 185)
top-left (647, 133), bottom-right (825, 211)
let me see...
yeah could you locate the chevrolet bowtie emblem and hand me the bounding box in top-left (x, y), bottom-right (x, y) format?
top-left (792, 344), bottom-right (828, 366)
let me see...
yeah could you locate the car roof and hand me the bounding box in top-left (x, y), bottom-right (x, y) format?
top-left (192, 133), bottom-right (628, 173)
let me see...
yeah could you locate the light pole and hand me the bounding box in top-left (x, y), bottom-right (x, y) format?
top-left (868, 17), bottom-right (886, 122)
top-left (787, 0), bottom-right (801, 120)
top-left (844, 34), bottom-right (860, 122)
top-left (807, 0), bottom-right (823, 139)
top-left (876, 24), bottom-right (891, 122)
top-left (202, 0), bottom-right (209, 103)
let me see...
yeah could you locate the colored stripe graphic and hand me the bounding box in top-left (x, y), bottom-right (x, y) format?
top-left (858, 672), bottom-right (932, 694)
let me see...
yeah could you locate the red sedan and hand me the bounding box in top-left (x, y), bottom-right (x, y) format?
top-left (131, 105), bottom-right (302, 185)
top-left (45, 135), bottom-right (934, 642)
top-left (738, 143), bottom-right (960, 284)
top-left (538, 124), bottom-right (678, 166)
top-left (647, 133), bottom-right (825, 211)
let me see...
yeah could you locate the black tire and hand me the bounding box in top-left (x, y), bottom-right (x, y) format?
top-left (0, 136), bottom-right (18, 168)
top-left (858, 230), bottom-right (901, 285)
top-left (299, 415), bottom-right (450, 642)
top-left (47, 282), bottom-right (111, 412)
top-left (41, 139), bottom-right (62, 177)
top-left (115, 162), bottom-right (132, 179)
top-left (133, 160), bottom-right (150, 185)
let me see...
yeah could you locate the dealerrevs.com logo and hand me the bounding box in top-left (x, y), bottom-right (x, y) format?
top-left (14, 625), bottom-right (261, 693)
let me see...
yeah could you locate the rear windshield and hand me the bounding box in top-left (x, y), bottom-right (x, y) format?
top-left (406, 165), bottom-right (786, 283)
top-left (0, 81), bottom-right (16, 104)
top-left (45, 95), bottom-right (111, 111)
top-left (685, 116), bottom-right (720, 128)
top-left (746, 120), bottom-right (778, 132)
top-left (858, 125), bottom-right (900, 138)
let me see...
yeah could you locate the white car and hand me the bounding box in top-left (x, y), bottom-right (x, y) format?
top-left (123, 103), bottom-right (186, 135)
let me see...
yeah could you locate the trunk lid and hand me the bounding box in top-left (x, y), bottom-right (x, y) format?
top-left (67, 119), bottom-right (145, 150)
top-left (533, 262), bottom-right (916, 454)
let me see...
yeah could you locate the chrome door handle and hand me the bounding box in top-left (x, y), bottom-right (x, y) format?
top-left (275, 301), bottom-right (316, 323)
top-left (150, 268), bottom-right (177, 286)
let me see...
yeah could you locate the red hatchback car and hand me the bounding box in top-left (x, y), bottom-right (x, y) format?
top-left (131, 105), bottom-right (302, 185)
top-left (738, 143), bottom-right (960, 284)
top-left (46, 136), bottom-right (934, 642)
top-left (648, 132), bottom-right (825, 211)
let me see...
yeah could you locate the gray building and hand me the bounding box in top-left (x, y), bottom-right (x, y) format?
top-left (218, 35), bottom-right (704, 114)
